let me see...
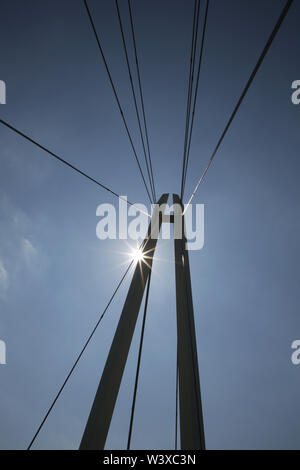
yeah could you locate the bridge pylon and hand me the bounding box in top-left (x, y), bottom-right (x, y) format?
top-left (80, 194), bottom-right (205, 450)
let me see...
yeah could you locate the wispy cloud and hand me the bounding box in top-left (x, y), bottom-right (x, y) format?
top-left (22, 238), bottom-right (38, 265)
top-left (0, 259), bottom-right (9, 299)
top-left (0, 194), bottom-right (47, 295)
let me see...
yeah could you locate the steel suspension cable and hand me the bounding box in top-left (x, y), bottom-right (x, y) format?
top-left (83, 0), bottom-right (153, 204)
top-left (128, 0), bottom-right (157, 202)
top-left (0, 118), bottom-right (150, 215)
top-left (174, 355), bottom-right (179, 450)
top-left (184, 0), bottom-right (294, 211)
top-left (182, 0), bottom-right (210, 198)
top-left (27, 261), bottom-right (134, 450)
top-left (127, 267), bottom-right (152, 450)
top-left (180, 0), bottom-right (201, 199)
top-left (115, 0), bottom-right (155, 202)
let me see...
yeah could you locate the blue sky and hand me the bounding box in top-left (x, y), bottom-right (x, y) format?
top-left (0, 0), bottom-right (300, 449)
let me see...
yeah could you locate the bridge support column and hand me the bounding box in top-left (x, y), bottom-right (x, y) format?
top-left (80, 194), bottom-right (168, 450)
top-left (173, 194), bottom-right (205, 450)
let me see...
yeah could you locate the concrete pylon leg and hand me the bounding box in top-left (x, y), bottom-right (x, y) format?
top-left (173, 194), bottom-right (205, 450)
top-left (80, 194), bottom-right (168, 450)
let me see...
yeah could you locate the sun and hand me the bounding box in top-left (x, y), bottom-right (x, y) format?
top-left (132, 248), bottom-right (145, 263)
